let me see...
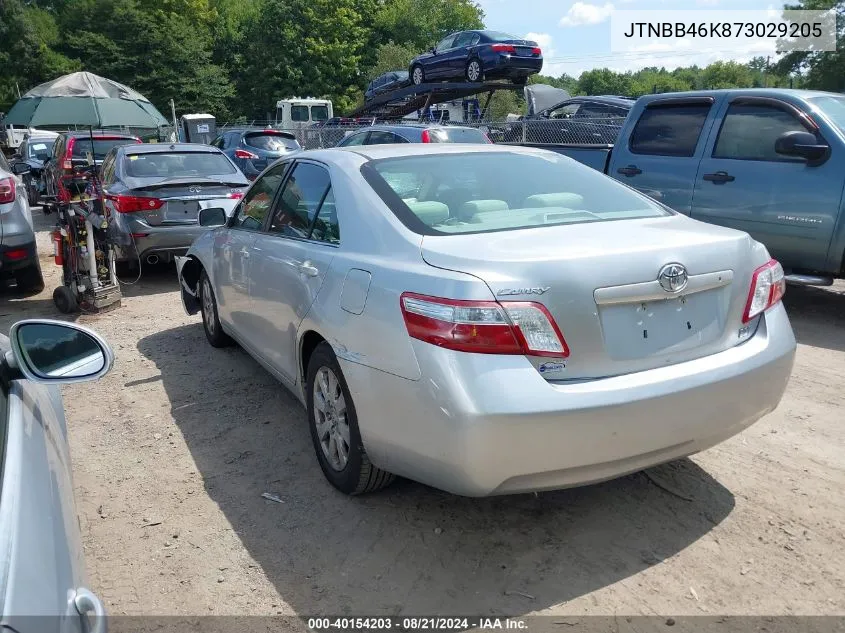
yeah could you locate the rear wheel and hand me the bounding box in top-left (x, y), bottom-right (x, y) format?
top-left (15, 263), bottom-right (44, 294)
top-left (53, 286), bottom-right (79, 313)
top-left (199, 270), bottom-right (233, 348)
top-left (466, 59), bottom-right (483, 82)
top-left (306, 342), bottom-right (395, 495)
top-left (411, 65), bottom-right (425, 85)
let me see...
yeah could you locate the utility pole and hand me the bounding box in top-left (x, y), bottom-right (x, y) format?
top-left (170, 98), bottom-right (178, 142)
top-left (763, 55), bottom-right (770, 88)
top-left (15, 83), bottom-right (21, 99)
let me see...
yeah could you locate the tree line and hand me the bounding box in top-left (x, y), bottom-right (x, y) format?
top-left (1, 0), bottom-right (842, 122)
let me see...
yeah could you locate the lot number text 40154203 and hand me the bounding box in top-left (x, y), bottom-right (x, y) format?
top-left (307, 617), bottom-right (528, 631)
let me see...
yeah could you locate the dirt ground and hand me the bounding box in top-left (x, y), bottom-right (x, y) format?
top-left (1, 210), bottom-right (843, 617)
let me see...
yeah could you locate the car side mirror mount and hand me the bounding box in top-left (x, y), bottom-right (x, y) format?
top-left (775, 130), bottom-right (830, 165)
top-left (430, 47), bottom-right (436, 54)
top-left (2, 320), bottom-right (113, 385)
top-left (199, 206), bottom-right (227, 227)
top-left (11, 162), bottom-right (30, 175)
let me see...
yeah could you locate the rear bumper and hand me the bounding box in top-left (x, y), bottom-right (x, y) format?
top-left (0, 241), bottom-right (38, 274)
top-left (340, 304), bottom-right (796, 496)
top-left (486, 55), bottom-right (543, 78)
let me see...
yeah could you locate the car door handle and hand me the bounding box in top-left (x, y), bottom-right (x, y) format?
top-left (617, 165), bottom-right (642, 177)
top-left (74, 587), bottom-right (107, 633)
top-left (703, 171), bottom-right (735, 184)
top-left (298, 261), bottom-right (319, 277)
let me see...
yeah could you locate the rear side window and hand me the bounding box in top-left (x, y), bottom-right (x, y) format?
top-left (244, 133), bottom-right (300, 151)
top-left (366, 131), bottom-right (407, 145)
top-left (630, 103), bottom-right (711, 157)
top-left (267, 162), bottom-right (331, 238)
top-left (124, 152), bottom-right (237, 178)
top-left (713, 103), bottom-right (811, 161)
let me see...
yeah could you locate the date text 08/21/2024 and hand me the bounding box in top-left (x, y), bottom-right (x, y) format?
top-left (307, 617), bottom-right (528, 631)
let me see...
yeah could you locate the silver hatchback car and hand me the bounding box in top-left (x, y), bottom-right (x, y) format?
top-left (178, 144), bottom-right (796, 497)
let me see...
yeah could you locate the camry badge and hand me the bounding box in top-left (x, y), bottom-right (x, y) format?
top-left (497, 287), bottom-right (551, 296)
top-left (657, 263), bottom-right (688, 293)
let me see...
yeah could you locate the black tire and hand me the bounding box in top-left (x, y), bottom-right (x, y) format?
top-left (411, 64), bottom-right (425, 86)
top-left (199, 269), bottom-right (233, 348)
top-left (15, 263), bottom-right (44, 294)
top-left (466, 58), bottom-right (483, 82)
top-left (306, 342), bottom-right (395, 495)
top-left (53, 286), bottom-right (79, 313)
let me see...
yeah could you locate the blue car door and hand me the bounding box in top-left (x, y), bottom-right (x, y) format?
top-left (448, 32), bottom-right (476, 79)
top-left (427, 34), bottom-right (458, 78)
top-left (690, 95), bottom-right (841, 273)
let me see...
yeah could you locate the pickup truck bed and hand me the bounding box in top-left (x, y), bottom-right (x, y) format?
top-left (544, 88), bottom-right (845, 282)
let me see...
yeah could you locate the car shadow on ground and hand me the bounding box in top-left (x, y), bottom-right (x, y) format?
top-left (138, 322), bottom-right (735, 616)
top-left (783, 284), bottom-right (845, 353)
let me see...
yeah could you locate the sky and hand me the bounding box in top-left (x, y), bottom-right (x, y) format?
top-left (475, 0), bottom-right (787, 77)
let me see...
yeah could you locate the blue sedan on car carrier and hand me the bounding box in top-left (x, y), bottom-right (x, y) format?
top-left (409, 30), bottom-right (543, 86)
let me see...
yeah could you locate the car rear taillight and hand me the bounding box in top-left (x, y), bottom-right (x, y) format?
top-left (532, 47), bottom-right (542, 55)
top-left (400, 293), bottom-right (569, 357)
top-left (235, 149), bottom-right (259, 159)
top-left (227, 192), bottom-right (244, 199)
top-left (0, 177), bottom-right (15, 204)
top-left (743, 259), bottom-right (786, 323)
top-left (107, 193), bottom-right (164, 213)
top-left (4, 248), bottom-right (28, 261)
top-left (421, 130), bottom-right (431, 143)
top-left (491, 43), bottom-right (516, 53)
top-left (63, 138), bottom-right (75, 171)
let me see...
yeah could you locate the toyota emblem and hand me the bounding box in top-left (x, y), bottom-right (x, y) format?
top-left (657, 263), bottom-right (688, 293)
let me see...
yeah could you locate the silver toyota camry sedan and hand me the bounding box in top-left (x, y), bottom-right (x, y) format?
top-left (177, 144), bottom-right (796, 497)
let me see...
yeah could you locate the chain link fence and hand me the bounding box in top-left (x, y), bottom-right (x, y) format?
top-left (214, 117), bottom-right (625, 149)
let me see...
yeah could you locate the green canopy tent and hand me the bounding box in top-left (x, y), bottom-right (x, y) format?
top-left (3, 71), bottom-right (169, 129)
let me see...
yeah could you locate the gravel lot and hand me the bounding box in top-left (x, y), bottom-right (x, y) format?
top-left (1, 210), bottom-right (843, 617)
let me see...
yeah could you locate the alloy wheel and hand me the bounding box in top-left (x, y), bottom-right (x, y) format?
top-left (202, 277), bottom-right (215, 335)
top-left (313, 366), bottom-right (350, 471)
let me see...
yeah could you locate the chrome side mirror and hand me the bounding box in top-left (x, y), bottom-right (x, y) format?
top-left (199, 206), bottom-right (227, 227)
top-left (7, 320), bottom-right (113, 383)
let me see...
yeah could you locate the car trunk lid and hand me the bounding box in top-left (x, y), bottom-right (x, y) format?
top-left (121, 178), bottom-right (245, 226)
top-left (420, 215), bottom-right (756, 380)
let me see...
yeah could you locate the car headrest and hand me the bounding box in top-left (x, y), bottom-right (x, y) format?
top-left (459, 199), bottom-right (509, 221)
top-left (406, 201), bottom-right (449, 227)
top-left (524, 193), bottom-right (585, 208)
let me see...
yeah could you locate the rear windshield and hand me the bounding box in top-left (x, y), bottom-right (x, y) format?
top-left (426, 127), bottom-right (488, 143)
top-left (28, 140), bottom-right (55, 160)
top-left (124, 152), bottom-right (237, 178)
top-left (484, 31), bottom-right (519, 41)
top-left (363, 151), bottom-right (670, 235)
top-left (244, 132), bottom-right (300, 151)
top-left (71, 138), bottom-right (136, 160)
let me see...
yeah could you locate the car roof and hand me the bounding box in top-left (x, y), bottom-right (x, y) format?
top-left (359, 124), bottom-right (481, 132)
top-left (564, 95), bottom-right (634, 107)
top-left (121, 143), bottom-right (223, 155)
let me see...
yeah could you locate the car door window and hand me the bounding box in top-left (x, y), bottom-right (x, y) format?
top-left (309, 188), bottom-right (340, 244)
top-left (436, 34), bottom-right (457, 52)
top-left (100, 152), bottom-right (115, 185)
top-left (713, 102), bottom-right (812, 162)
top-left (578, 103), bottom-right (619, 119)
top-left (550, 103), bottom-right (581, 119)
top-left (630, 102), bottom-right (711, 157)
top-left (453, 32), bottom-right (474, 48)
top-left (266, 162), bottom-right (331, 238)
top-left (232, 162), bottom-right (289, 230)
top-left (341, 132), bottom-right (368, 146)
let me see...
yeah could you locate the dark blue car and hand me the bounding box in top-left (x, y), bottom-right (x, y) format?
top-left (409, 30), bottom-right (542, 86)
top-left (365, 71), bottom-right (410, 101)
top-left (211, 129), bottom-right (301, 180)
